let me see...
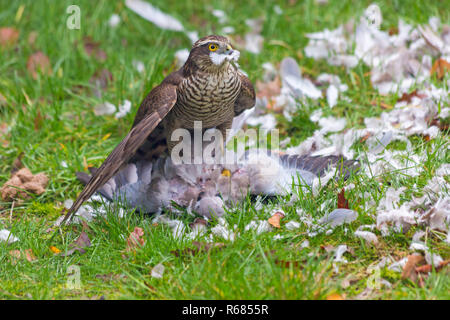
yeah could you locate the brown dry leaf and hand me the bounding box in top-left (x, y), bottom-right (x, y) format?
top-left (371, 100), bottom-right (393, 110)
top-left (126, 227), bottom-right (145, 251)
top-left (82, 36), bottom-right (107, 62)
top-left (359, 132), bottom-right (372, 143)
top-left (9, 250), bottom-right (21, 265)
top-left (1, 167), bottom-right (49, 201)
top-left (429, 118), bottom-right (449, 132)
top-left (256, 77), bottom-right (281, 110)
top-left (61, 231), bottom-right (91, 256)
top-left (320, 244), bottom-right (335, 253)
top-left (398, 89), bottom-right (426, 104)
top-left (380, 102), bottom-right (393, 110)
top-left (415, 259), bottom-right (450, 274)
top-left (0, 27), bottom-right (19, 48)
top-left (268, 211), bottom-right (285, 228)
top-left (34, 109), bottom-right (43, 131)
top-left (401, 254), bottom-right (425, 283)
top-left (27, 51), bottom-right (52, 79)
top-left (8, 249), bottom-right (37, 264)
top-left (337, 188), bottom-right (349, 209)
top-left (24, 249), bottom-right (37, 262)
top-left (388, 26), bottom-right (399, 36)
top-left (326, 293), bottom-right (345, 300)
top-left (189, 218), bottom-right (208, 229)
top-left (430, 58), bottom-right (450, 80)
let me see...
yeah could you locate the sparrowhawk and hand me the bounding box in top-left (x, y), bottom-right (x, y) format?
top-left (63, 35), bottom-right (256, 223)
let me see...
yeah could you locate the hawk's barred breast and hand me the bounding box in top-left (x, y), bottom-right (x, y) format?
top-left (173, 64), bottom-right (241, 128)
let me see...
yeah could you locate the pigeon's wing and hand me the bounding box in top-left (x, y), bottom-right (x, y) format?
top-left (234, 71), bottom-right (255, 116)
top-left (63, 71), bottom-right (182, 223)
top-left (278, 154), bottom-right (359, 179)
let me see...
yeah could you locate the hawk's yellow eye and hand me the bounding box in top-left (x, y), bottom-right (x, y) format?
top-left (208, 44), bottom-right (218, 52)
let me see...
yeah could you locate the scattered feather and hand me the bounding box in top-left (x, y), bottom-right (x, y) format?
top-left (108, 14), bottom-right (121, 28)
top-left (94, 101), bottom-right (116, 116)
top-left (151, 263), bottom-right (165, 279)
top-left (125, 0), bottom-right (184, 31)
top-left (319, 209), bottom-right (358, 228)
top-left (115, 100), bottom-right (132, 119)
top-left (354, 230), bottom-right (378, 245)
top-left (0, 229), bottom-right (19, 244)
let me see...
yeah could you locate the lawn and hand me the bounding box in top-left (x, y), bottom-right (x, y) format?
top-left (0, 0), bottom-right (449, 299)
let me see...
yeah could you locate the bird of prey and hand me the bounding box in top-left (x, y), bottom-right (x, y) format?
top-left (63, 35), bottom-right (256, 223)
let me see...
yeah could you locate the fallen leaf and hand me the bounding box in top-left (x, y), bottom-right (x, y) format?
top-left (379, 102), bottom-right (393, 110)
top-left (256, 77), bottom-right (281, 110)
top-left (126, 227), bottom-right (145, 251)
top-left (388, 26), bottom-right (399, 36)
top-left (429, 118), bottom-right (449, 132)
top-left (34, 109), bottom-right (43, 131)
top-left (320, 244), bottom-right (335, 253)
top-left (401, 254), bottom-right (425, 283)
top-left (415, 259), bottom-right (450, 274)
top-left (337, 188), bottom-right (349, 209)
top-left (398, 89), bottom-right (426, 104)
top-left (359, 132), bottom-right (372, 143)
top-left (27, 51), bottom-right (52, 79)
top-left (0, 27), bottom-right (19, 48)
top-left (268, 211), bottom-right (285, 228)
top-left (430, 58), bottom-right (450, 80)
top-left (371, 100), bottom-right (393, 110)
top-left (61, 231), bottom-right (91, 256)
top-left (24, 249), bottom-right (37, 262)
top-left (9, 250), bottom-right (21, 265)
top-left (326, 293), bottom-right (344, 300)
top-left (50, 246), bottom-right (61, 254)
top-left (81, 36), bottom-right (107, 62)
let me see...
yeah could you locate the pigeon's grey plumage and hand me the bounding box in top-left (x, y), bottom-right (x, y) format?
top-left (76, 150), bottom-right (359, 218)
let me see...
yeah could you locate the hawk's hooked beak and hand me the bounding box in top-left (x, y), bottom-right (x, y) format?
top-left (224, 45), bottom-right (240, 62)
top-left (210, 45), bottom-right (240, 66)
top-left (225, 44), bottom-right (233, 55)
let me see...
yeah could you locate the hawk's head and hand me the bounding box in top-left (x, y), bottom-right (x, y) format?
top-left (187, 35), bottom-right (240, 71)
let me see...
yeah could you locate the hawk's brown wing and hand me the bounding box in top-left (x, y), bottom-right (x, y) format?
top-left (62, 72), bottom-right (181, 223)
top-left (234, 71), bottom-right (256, 116)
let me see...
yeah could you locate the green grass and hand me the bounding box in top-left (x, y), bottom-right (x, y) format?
top-left (0, 0), bottom-right (449, 299)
